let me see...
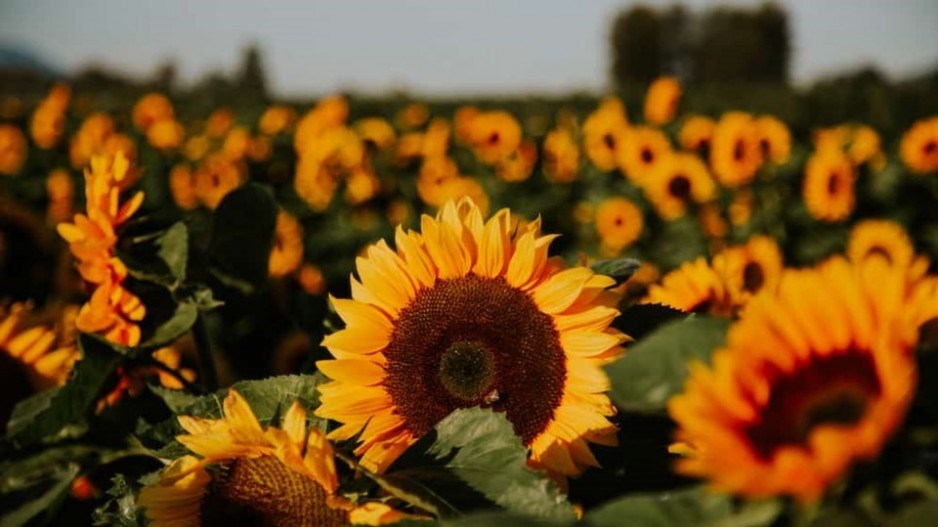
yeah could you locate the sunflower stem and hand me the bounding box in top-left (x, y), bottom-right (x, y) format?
top-left (192, 314), bottom-right (218, 391)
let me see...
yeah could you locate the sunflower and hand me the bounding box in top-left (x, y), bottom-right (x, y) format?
top-left (315, 198), bottom-right (625, 476)
top-left (899, 116), bottom-right (938, 174)
top-left (0, 302), bottom-right (79, 392)
top-left (846, 219), bottom-right (924, 273)
top-left (848, 125), bottom-right (884, 169)
top-left (755, 115), bottom-right (791, 165)
top-left (669, 257), bottom-right (934, 502)
top-left (139, 390), bottom-right (417, 527)
top-left (643, 152), bottom-right (715, 221)
top-left (616, 126), bottom-right (671, 185)
top-left (269, 210), bottom-right (305, 278)
top-left (466, 111), bottom-right (522, 165)
top-left (543, 126), bottom-right (580, 183)
top-left (644, 76), bottom-right (681, 126)
top-left (496, 140), bottom-right (538, 183)
top-left (595, 196), bottom-right (644, 253)
top-left (679, 116), bottom-right (715, 154)
top-left (132, 93), bottom-right (175, 132)
top-left (712, 235), bottom-right (783, 303)
top-left (354, 117), bottom-right (396, 151)
top-left (0, 124), bottom-right (27, 177)
top-left (710, 112), bottom-right (763, 187)
top-left (259, 105), bottom-right (297, 136)
top-left (147, 119), bottom-right (185, 151)
top-left (643, 257), bottom-right (734, 316)
top-left (582, 97), bottom-right (629, 172)
top-left (46, 168), bottom-right (75, 225)
top-left (30, 83), bottom-right (70, 150)
top-left (396, 102), bottom-right (430, 130)
top-left (803, 149), bottom-right (856, 222)
top-left (195, 154), bottom-right (246, 210)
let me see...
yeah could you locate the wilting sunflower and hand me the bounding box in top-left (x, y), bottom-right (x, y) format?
top-left (595, 196), bottom-right (644, 253)
top-left (315, 198), bottom-right (625, 476)
top-left (0, 124), bottom-right (27, 177)
top-left (643, 152), bottom-right (716, 221)
top-left (582, 97), bottom-right (629, 172)
top-left (139, 390), bottom-right (417, 527)
top-left (712, 235), bottom-right (783, 303)
top-left (803, 149), bottom-right (856, 222)
top-left (669, 257), bottom-right (935, 502)
top-left (846, 219), bottom-right (925, 273)
top-left (643, 257), bottom-right (734, 316)
top-left (755, 115), bottom-right (791, 165)
top-left (679, 115), bottom-right (715, 154)
top-left (643, 76), bottom-right (681, 126)
top-left (899, 116), bottom-right (938, 174)
top-left (710, 112), bottom-right (763, 187)
top-left (616, 126), bottom-right (671, 185)
top-left (269, 210), bottom-right (304, 278)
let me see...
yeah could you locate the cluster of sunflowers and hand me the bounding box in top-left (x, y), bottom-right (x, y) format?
top-left (1, 76), bottom-right (938, 527)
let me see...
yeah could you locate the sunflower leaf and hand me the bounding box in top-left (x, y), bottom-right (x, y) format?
top-left (583, 486), bottom-right (734, 527)
top-left (0, 463), bottom-right (79, 527)
top-left (605, 316), bottom-right (730, 413)
top-left (426, 407), bottom-right (577, 522)
top-left (6, 334), bottom-right (122, 447)
top-left (591, 257), bottom-right (641, 286)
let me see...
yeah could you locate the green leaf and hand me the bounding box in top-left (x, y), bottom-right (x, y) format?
top-left (148, 384), bottom-right (202, 413)
top-left (140, 298), bottom-right (198, 349)
top-left (6, 334), bottom-right (121, 446)
top-left (92, 474), bottom-right (146, 527)
top-left (591, 258), bottom-right (641, 286)
top-left (0, 463), bottom-right (78, 527)
top-left (605, 316), bottom-right (730, 413)
top-left (208, 183), bottom-right (278, 293)
top-left (427, 408), bottom-right (576, 522)
top-left (584, 486), bottom-right (732, 527)
top-left (156, 222), bottom-right (188, 283)
top-left (382, 510), bottom-right (573, 527)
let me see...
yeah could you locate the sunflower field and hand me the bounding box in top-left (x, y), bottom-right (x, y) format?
top-left (1, 77), bottom-right (938, 527)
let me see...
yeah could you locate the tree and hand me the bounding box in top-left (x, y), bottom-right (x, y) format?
top-left (610, 6), bottom-right (663, 89)
top-left (238, 44), bottom-right (268, 100)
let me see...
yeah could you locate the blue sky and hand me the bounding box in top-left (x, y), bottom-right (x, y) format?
top-left (1, 0), bottom-right (937, 97)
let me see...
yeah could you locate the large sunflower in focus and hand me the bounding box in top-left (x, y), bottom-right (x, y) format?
top-left (316, 198), bottom-right (626, 476)
top-left (669, 257), bottom-right (936, 502)
top-left (139, 391), bottom-right (415, 527)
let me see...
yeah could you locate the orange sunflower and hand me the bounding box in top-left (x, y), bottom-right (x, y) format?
top-left (466, 111), bottom-right (522, 165)
top-left (712, 235), bottom-right (784, 303)
top-left (30, 83), bottom-right (70, 150)
top-left (583, 97), bottom-right (629, 172)
top-left (755, 115), bottom-right (791, 165)
top-left (595, 197), bottom-right (644, 253)
top-left (616, 126), bottom-right (671, 185)
top-left (315, 198), bottom-right (626, 476)
top-left (0, 124), bottom-right (27, 176)
top-left (710, 112), bottom-right (763, 187)
top-left (643, 257), bottom-right (734, 317)
top-left (643, 152), bottom-right (716, 221)
top-left (669, 257), bottom-right (935, 502)
top-left (846, 219), bottom-right (927, 276)
top-left (269, 210), bottom-right (305, 278)
top-left (803, 149), bottom-right (856, 222)
top-left (139, 390), bottom-right (418, 527)
top-left (0, 302), bottom-right (79, 392)
top-left (679, 115), bottom-right (715, 154)
top-left (643, 76), bottom-right (681, 126)
top-left (543, 126), bottom-right (580, 183)
top-left (899, 116), bottom-right (938, 174)
top-left (132, 93), bottom-right (175, 132)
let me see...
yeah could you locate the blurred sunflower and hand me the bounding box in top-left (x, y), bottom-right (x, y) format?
top-left (206, 108), bottom-right (236, 138)
top-left (846, 219), bottom-right (925, 273)
top-left (46, 168), bottom-right (75, 225)
top-left (416, 156), bottom-right (460, 206)
top-left (643, 257), bottom-right (734, 316)
top-left (543, 126), bottom-right (580, 183)
top-left (453, 105), bottom-right (480, 145)
top-left (354, 117), bottom-right (396, 151)
top-left (710, 112), bottom-right (763, 187)
top-left (899, 116), bottom-right (938, 174)
top-left (168, 164), bottom-right (198, 211)
top-left (755, 115), bottom-right (791, 165)
top-left (496, 140), bottom-right (538, 183)
top-left (643, 76), bottom-right (681, 126)
top-left (147, 119), bottom-right (185, 151)
top-left (616, 126), bottom-right (671, 185)
top-left (679, 115), bottom-right (715, 154)
top-left (421, 118), bottom-right (451, 159)
top-left (269, 210), bottom-right (304, 278)
top-left (803, 149), bottom-right (856, 222)
top-left (643, 152), bottom-right (715, 221)
top-left (139, 391), bottom-right (417, 527)
top-left (69, 113), bottom-right (115, 169)
top-left (0, 124), bottom-right (27, 176)
top-left (259, 104), bottom-right (297, 136)
top-left (669, 257), bottom-right (935, 502)
top-left (132, 93), bottom-right (175, 132)
top-left (712, 235), bottom-right (783, 303)
top-left (595, 196), bottom-right (644, 253)
top-left (583, 97), bottom-right (628, 172)
top-left (315, 199), bottom-right (625, 476)
top-left (848, 125), bottom-right (885, 169)
top-left (30, 83), bottom-right (70, 149)
top-left (467, 111), bottom-right (522, 165)
top-left (0, 303), bottom-right (79, 393)
top-left (195, 154), bottom-right (245, 210)
top-left (396, 102), bottom-right (430, 130)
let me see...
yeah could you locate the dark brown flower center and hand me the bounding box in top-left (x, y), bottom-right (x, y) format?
top-left (733, 139), bottom-right (746, 162)
top-left (827, 172), bottom-right (841, 194)
top-left (488, 132), bottom-right (500, 145)
top-left (640, 147), bottom-right (654, 164)
top-left (744, 352), bottom-right (881, 460)
top-left (383, 275), bottom-right (566, 444)
top-left (865, 245), bottom-right (893, 264)
top-left (603, 133), bottom-right (616, 150)
top-left (742, 262), bottom-right (765, 292)
top-left (200, 456), bottom-right (347, 527)
top-left (667, 175), bottom-right (692, 200)
top-left (924, 140), bottom-right (937, 155)
top-left (759, 138), bottom-right (771, 157)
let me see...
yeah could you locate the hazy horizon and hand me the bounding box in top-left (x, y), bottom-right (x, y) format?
top-left (1, 0), bottom-right (937, 97)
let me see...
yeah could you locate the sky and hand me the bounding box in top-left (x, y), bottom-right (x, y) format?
top-left (1, 0), bottom-right (937, 97)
